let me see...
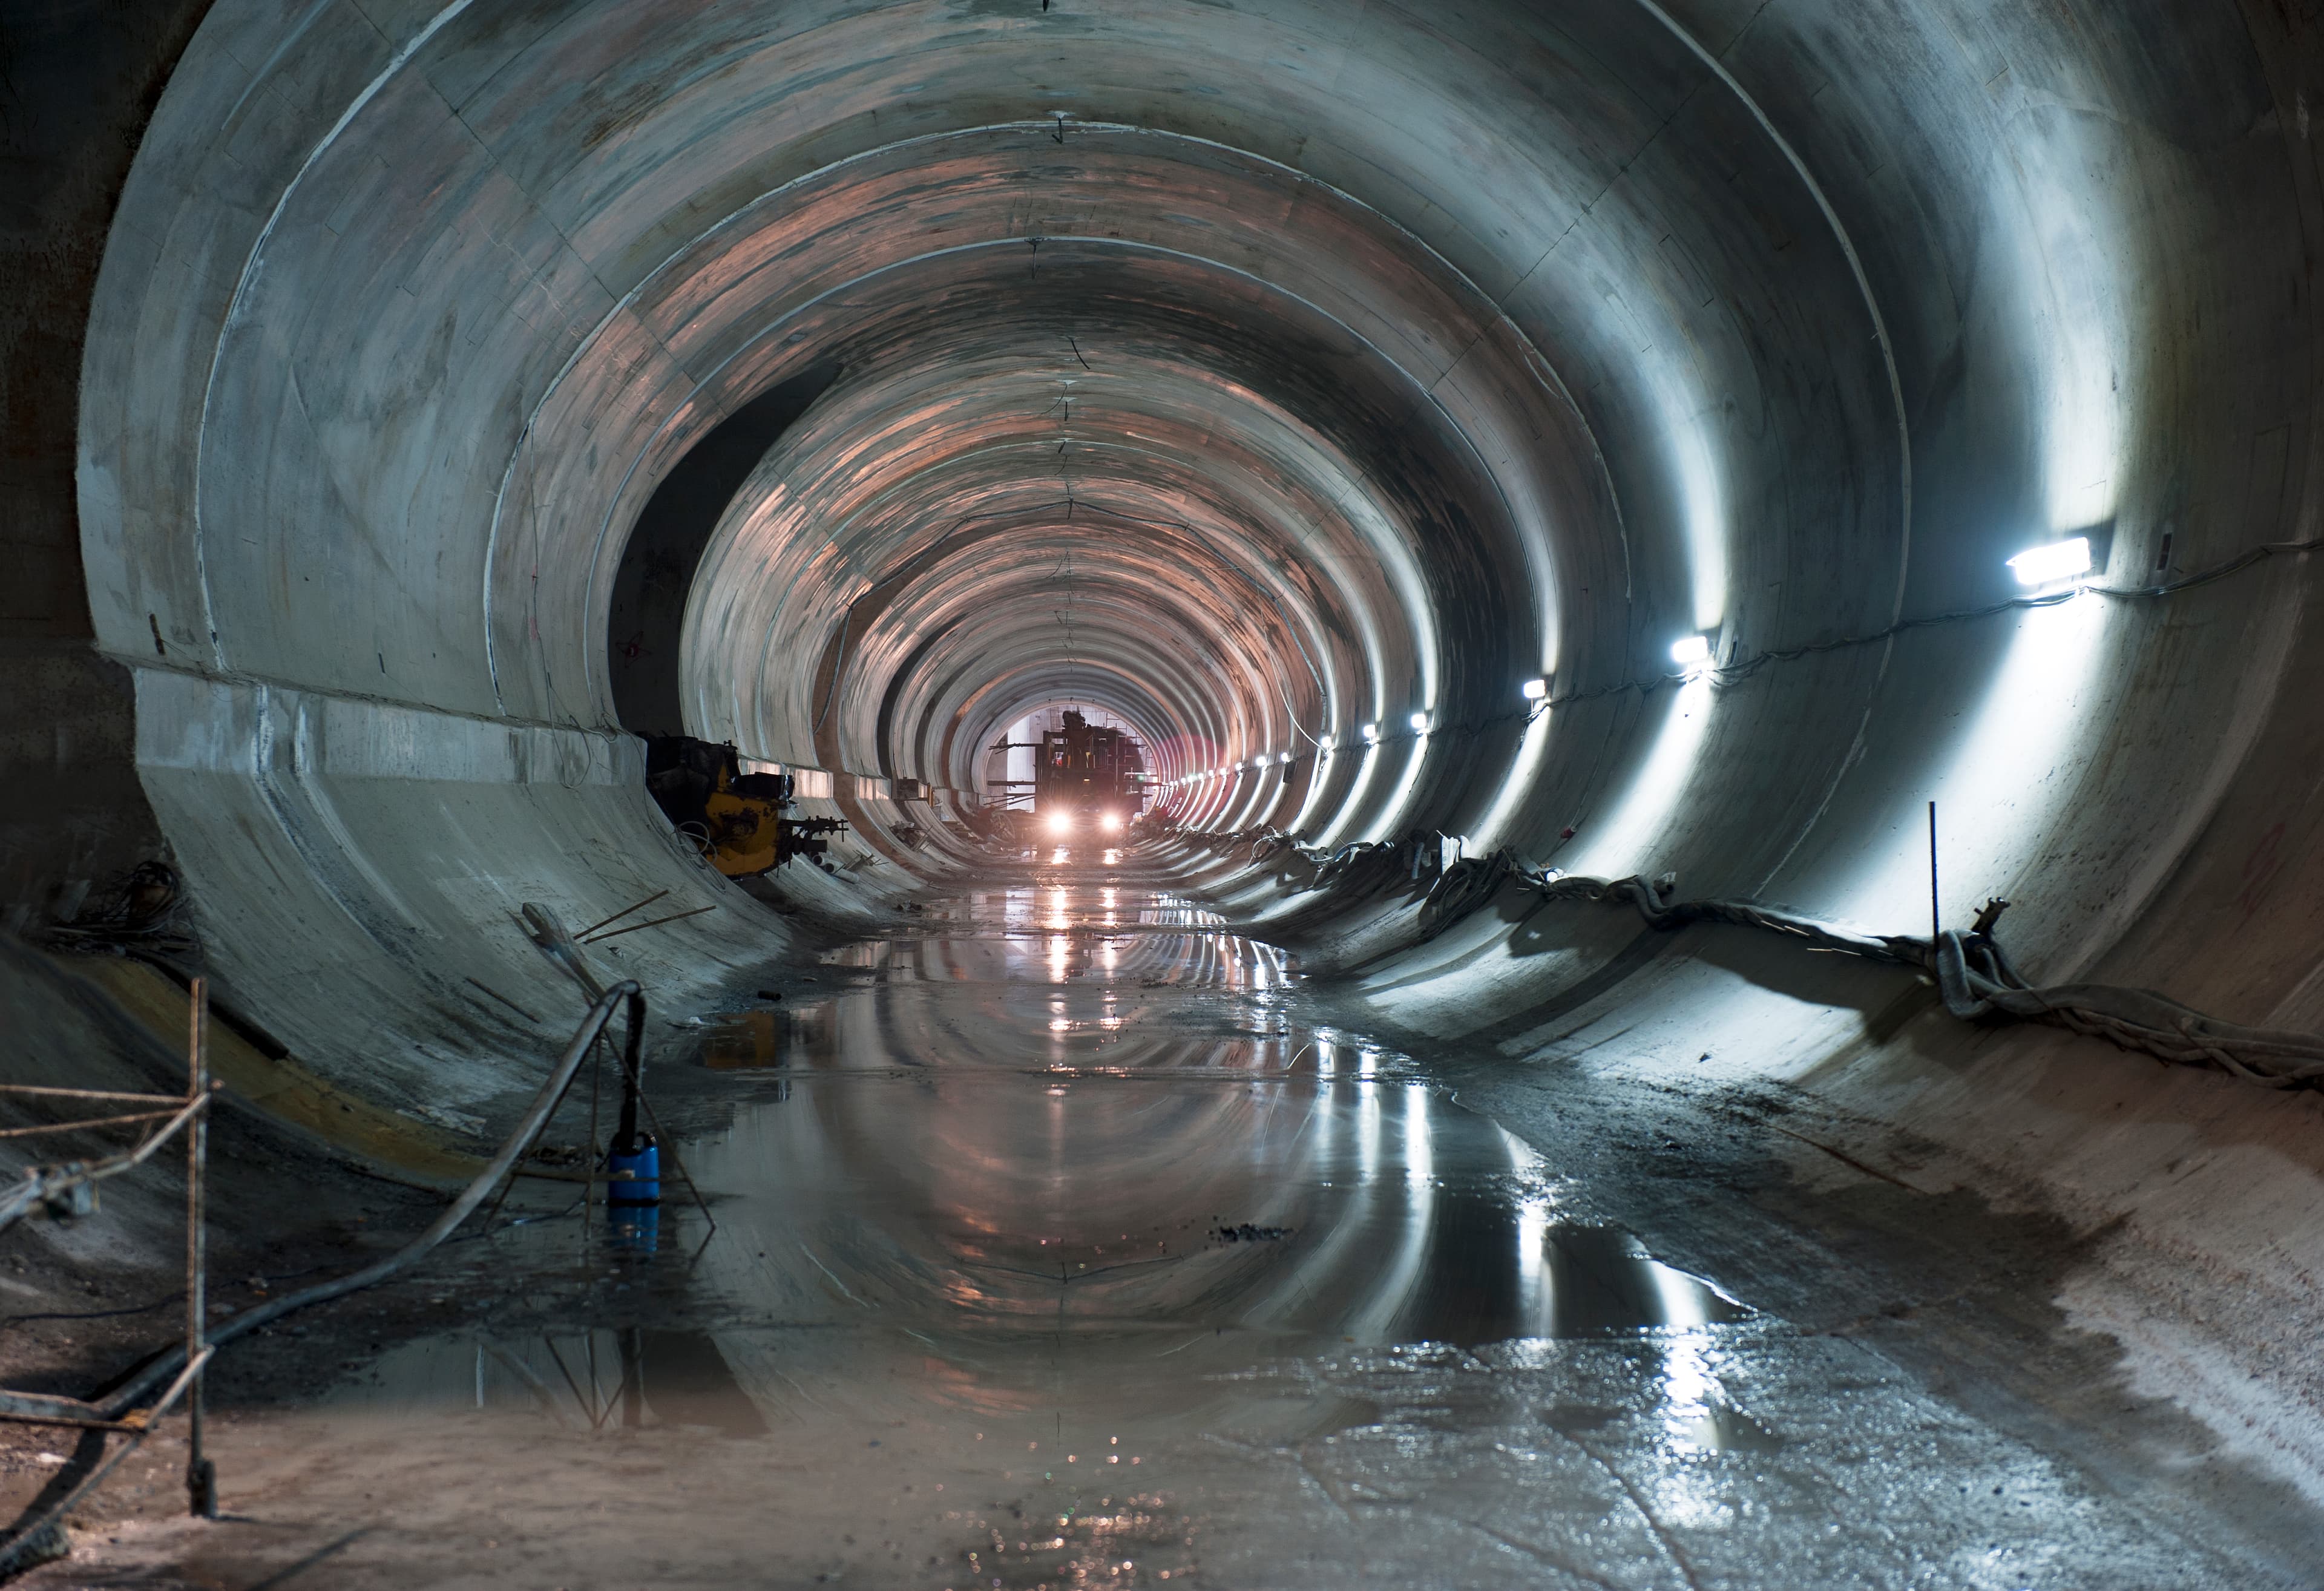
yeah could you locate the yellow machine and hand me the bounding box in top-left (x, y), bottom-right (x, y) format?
top-left (645, 736), bottom-right (845, 878)
top-left (702, 767), bottom-right (783, 876)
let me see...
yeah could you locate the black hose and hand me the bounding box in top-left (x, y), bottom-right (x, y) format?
top-left (93, 983), bottom-right (644, 1417)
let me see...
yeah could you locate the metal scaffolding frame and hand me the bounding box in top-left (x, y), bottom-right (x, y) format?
top-left (0, 977), bottom-right (222, 1570)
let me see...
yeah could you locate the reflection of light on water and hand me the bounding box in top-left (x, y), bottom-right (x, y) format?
top-left (1357, 1048), bottom-right (1378, 1080)
top-left (1652, 1268), bottom-right (1713, 1331)
top-left (1047, 934), bottom-right (1070, 983)
top-left (1837, 593), bottom-right (2110, 928)
top-left (1516, 1198), bottom-right (1550, 1336)
top-left (1562, 676), bottom-right (1713, 876)
top-left (1100, 849), bottom-right (1120, 865)
top-left (1658, 1336), bottom-right (1718, 1435)
top-left (1403, 1082), bottom-right (1432, 1188)
top-left (1497, 1124), bottom-right (1548, 1182)
top-left (1050, 848), bottom-right (1071, 865)
top-left (1650, 1337), bottom-right (1744, 1527)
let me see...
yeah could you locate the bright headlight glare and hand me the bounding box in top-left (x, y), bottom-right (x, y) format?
top-left (1099, 812), bottom-right (1122, 833)
top-left (2007, 536), bottom-right (2092, 586)
top-left (1670, 634), bottom-right (1712, 667)
top-left (1045, 812), bottom-right (1071, 835)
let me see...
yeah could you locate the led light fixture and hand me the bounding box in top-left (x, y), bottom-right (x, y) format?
top-left (1410, 712), bottom-right (1430, 733)
top-left (1361, 723), bottom-right (1380, 744)
top-left (1521, 677), bottom-right (1548, 701)
top-left (2007, 536), bottom-right (2092, 586)
top-left (1670, 634), bottom-right (1712, 668)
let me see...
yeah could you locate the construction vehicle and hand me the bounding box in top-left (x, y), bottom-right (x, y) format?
top-left (1032, 710), bottom-right (1144, 836)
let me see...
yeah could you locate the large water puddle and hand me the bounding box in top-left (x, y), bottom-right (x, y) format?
top-left (340, 876), bottom-right (1748, 1429)
top-left (274, 873), bottom-right (2217, 1591)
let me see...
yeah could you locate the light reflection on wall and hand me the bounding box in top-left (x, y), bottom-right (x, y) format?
top-left (1287, 742), bottom-right (1338, 833)
top-left (1558, 676), bottom-right (1713, 878)
top-left (1471, 705), bottom-right (1553, 851)
top-left (1668, 406), bottom-right (1730, 634)
top-left (2016, 118), bottom-right (2127, 536)
top-left (1359, 732), bottom-right (1433, 845)
top-left (1312, 743), bottom-right (1384, 850)
top-left (1836, 594), bottom-right (2111, 932)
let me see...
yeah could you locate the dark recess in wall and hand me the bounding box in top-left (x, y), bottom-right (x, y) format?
top-left (606, 363), bottom-right (841, 736)
top-left (0, 0), bottom-right (215, 913)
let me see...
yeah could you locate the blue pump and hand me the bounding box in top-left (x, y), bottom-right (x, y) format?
top-left (607, 1139), bottom-right (660, 1206)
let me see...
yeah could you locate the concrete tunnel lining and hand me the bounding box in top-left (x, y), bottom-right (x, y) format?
top-left (39, 0), bottom-right (2324, 1512)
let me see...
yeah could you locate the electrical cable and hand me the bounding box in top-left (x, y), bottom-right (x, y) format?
top-left (88, 983), bottom-right (644, 1418)
top-left (1179, 829), bottom-right (2324, 1091)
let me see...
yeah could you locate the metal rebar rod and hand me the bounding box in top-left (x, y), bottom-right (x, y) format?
top-left (0, 1347), bottom-right (212, 1576)
top-left (1928, 800), bottom-right (1940, 947)
top-left (186, 978), bottom-right (215, 1518)
top-left (574, 889), bottom-right (669, 940)
top-left (585, 1037), bottom-right (602, 1240)
top-left (0, 1110), bottom-right (185, 1139)
top-left (0, 1094), bottom-right (211, 1238)
top-left (0, 1085), bottom-right (187, 1103)
top-left (580, 904), bottom-right (717, 944)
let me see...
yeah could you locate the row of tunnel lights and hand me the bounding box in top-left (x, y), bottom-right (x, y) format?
top-left (1159, 537), bottom-right (2091, 789)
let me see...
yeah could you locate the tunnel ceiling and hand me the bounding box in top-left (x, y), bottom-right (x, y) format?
top-left (81, 0), bottom-right (2316, 952)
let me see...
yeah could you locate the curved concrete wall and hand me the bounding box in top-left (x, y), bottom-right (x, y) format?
top-left (74, 0), bottom-right (2324, 1491)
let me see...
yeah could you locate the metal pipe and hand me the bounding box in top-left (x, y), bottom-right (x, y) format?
top-left (185, 978), bottom-right (215, 1518)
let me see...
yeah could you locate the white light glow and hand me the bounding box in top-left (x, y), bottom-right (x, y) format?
top-left (2007, 536), bottom-right (2092, 587)
top-left (1362, 732), bottom-right (1431, 845)
top-left (1669, 634), bottom-right (1712, 668)
top-left (1409, 712), bottom-right (1430, 733)
top-left (1362, 723), bottom-right (1379, 743)
top-left (1472, 695), bottom-right (1555, 850)
top-left (1521, 677), bottom-right (1548, 701)
top-left (1098, 812), bottom-right (1122, 833)
top-left (1312, 739), bottom-right (1382, 848)
top-left (1560, 675), bottom-right (1713, 876)
top-left (1278, 752), bottom-right (1292, 765)
top-left (1833, 592), bottom-right (2109, 928)
top-left (1045, 811), bottom-right (1071, 835)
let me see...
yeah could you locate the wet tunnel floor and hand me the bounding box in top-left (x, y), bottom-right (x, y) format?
top-left (24, 861), bottom-right (2317, 1588)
